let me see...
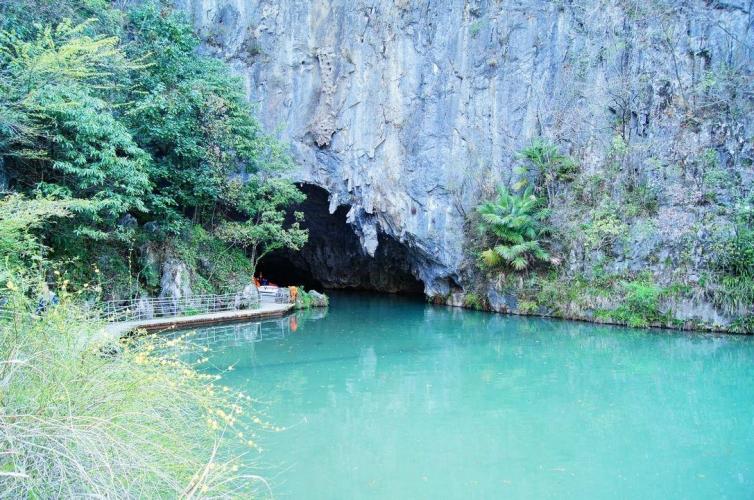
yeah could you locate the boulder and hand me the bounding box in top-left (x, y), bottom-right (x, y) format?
top-left (159, 259), bottom-right (192, 316)
top-left (308, 290), bottom-right (329, 308)
top-left (235, 284), bottom-right (259, 309)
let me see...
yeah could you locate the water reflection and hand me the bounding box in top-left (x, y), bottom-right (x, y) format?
top-left (173, 293), bottom-right (754, 500)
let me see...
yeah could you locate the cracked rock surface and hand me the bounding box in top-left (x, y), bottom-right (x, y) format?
top-left (177, 0), bottom-right (753, 317)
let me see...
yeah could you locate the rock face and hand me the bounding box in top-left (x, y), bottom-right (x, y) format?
top-left (178, 0), bottom-right (753, 328)
top-left (158, 259), bottom-right (193, 315)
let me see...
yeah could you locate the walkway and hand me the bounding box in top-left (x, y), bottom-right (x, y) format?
top-left (102, 302), bottom-right (294, 340)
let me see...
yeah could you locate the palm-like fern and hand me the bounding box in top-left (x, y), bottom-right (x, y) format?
top-left (477, 186), bottom-right (550, 271)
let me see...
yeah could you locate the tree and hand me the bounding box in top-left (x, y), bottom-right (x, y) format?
top-left (0, 195), bottom-right (73, 267)
top-left (215, 178), bottom-right (308, 276)
top-left (477, 186), bottom-right (550, 271)
top-left (0, 1), bottom-right (308, 297)
top-left (123, 4), bottom-right (292, 225)
top-left (0, 20), bottom-right (151, 237)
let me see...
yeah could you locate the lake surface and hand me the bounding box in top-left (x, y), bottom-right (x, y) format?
top-left (184, 293), bottom-right (754, 499)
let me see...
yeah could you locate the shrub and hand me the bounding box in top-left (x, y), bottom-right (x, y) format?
top-left (730, 314), bottom-right (754, 335)
top-left (712, 204), bottom-right (754, 311)
top-left (463, 292), bottom-right (484, 310)
top-left (295, 287), bottom-right (313, 309)
top-left (477, 186), bottom-right (550, 271)
top-left (716, 223), bottom-right (754, 279)
top-left (516, 138), bottom-right (578, 204)
top-left (581, 205), bottom-right (627, 251)
top-left (0, 194), bottom-right (74, 272)
top-left (610, 277), bottom-right (667, 328)
top-left (173, 224), bottom-right (255, 294)
top-left (625, 181), bottom-right (660, 216)
top-left (0, 281), bottom-right (269, 497)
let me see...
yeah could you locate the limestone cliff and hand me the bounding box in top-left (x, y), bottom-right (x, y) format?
top-left (177, 0), bottom-right (754, 330)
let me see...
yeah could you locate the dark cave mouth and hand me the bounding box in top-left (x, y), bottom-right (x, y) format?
top-left (256, 252), bottom-right (324, 291)
top-left (256, 184), bottom-right (424, 295)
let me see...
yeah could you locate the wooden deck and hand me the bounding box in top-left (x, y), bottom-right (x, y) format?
top-left (102, 302), bottom-right (295, 340)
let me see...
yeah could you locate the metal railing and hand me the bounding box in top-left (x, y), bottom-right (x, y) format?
top-left (258, 287), bottom-right (291, 304)
top-left (101, 292), bottom-right (262, 323)
top-left (0, 286), bottom-right (292, 324)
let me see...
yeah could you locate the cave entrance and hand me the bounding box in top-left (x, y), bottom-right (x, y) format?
top-left (256, 184), bottom-right (424, 295)
top-left (256, 252), bottom-right (324, 291)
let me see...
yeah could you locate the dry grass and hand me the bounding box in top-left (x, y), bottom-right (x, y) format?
top-left (0, 282), bottom-right (271, 498)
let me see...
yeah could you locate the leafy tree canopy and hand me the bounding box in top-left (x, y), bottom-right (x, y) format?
top-left (216, 178), bottom-right (308, 275)
top-left (0, 0), bottom-right (307, 296)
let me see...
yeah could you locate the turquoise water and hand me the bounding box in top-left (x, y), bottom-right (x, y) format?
top-left (186, 293), bottom-right (754, 499)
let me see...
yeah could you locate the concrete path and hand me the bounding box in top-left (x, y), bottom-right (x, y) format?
top-left (102, 302), bottom-right (295, 340)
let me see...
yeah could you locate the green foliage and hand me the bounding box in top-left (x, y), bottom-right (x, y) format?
top-left (123, 4), bottom-right (292, 222)
top-left (216, 178), bottom-right (308, 275)
top-left (0, 1), bottom-right (306, 298)
top-left (563, 271), bottom-right (671, 329)
top-left (171, 225), bottom-right (255, 294)
top-left (573, 173), bottom-right (606, 206)
top-left (0, 195), bottom-right (74, 272)
top-left (730, 314), bottom-right (754, 335)
top-left (581, 204), bottom-right (628, 251)
top-left (0, 1), bottom-right (310, 494)
top-left (712, 204), bottom-right (754, 312)
top-left (477, 186), bottom-right (550, 271)
top-left (517, 298), bottom-right (538, 314)
top-left (523, 271), bottom-right (611, 318)
top-left (610, 277), bottom-right (667, 328)
top-left (716, 218), bottom-right (754, 279)
top-left (0, 21), bottom-right (150, 228)
top-left (463, 292), bottom-right (484, 310)
top-left (0, 0), bottom-right (122, 36)
top-left (609, 135), bottom-right (629, 157)
top-left (515, 138), bottom-right (578, 203)
top-left (0, 284), bottom-right (267, 496)
top-left (624, 181), bottom-right (660, 217)
top-left (293, 287), bottom-right (328, 309)
top-left (521, 269), bottom-right (677, 329)
top-left (295, 287), bottom-right (314, 309)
